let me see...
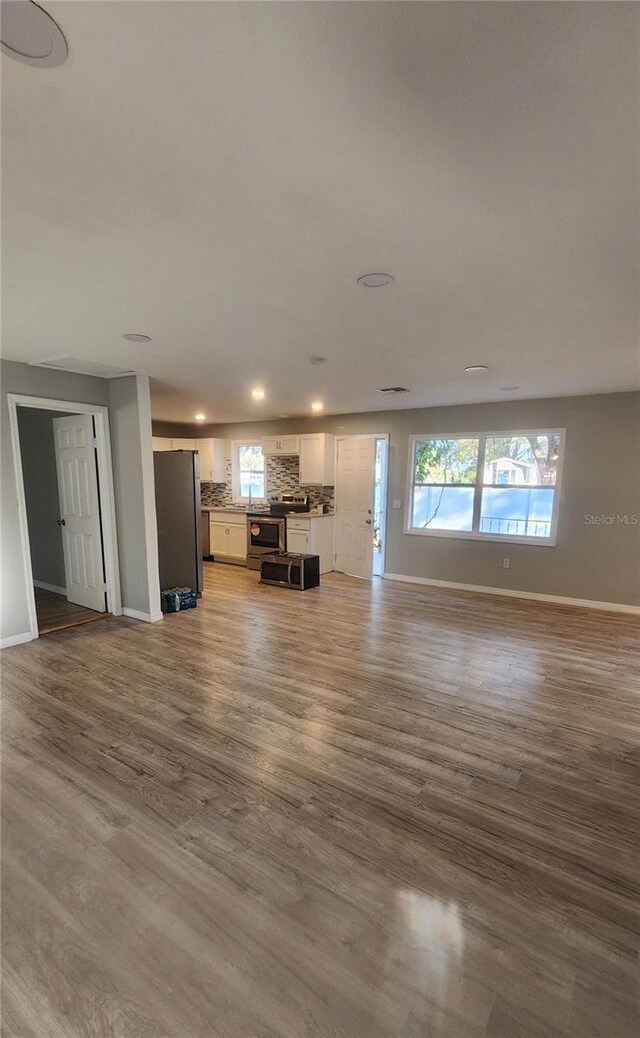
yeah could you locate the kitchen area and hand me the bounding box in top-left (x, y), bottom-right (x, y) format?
top-left (153, 433), bottom-right (337, 591)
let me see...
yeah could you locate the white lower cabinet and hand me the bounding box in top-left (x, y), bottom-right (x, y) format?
top-left (209, 513), bottom-right (247, 562)
top-left (286, 515), bottom-right (334, 574)
top-left (286, 529), bottom-right (309, 554)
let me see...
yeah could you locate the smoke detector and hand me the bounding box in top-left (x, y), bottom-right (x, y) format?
top-left (1, 1), bottom-right (68, 67)
top-left (357, 273), bottom-right (395, 288)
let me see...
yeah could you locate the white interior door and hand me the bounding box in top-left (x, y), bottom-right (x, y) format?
top-left (335, 436), bottom-right (376, 579)
top-left (53, 414), bottom-right (106, 612)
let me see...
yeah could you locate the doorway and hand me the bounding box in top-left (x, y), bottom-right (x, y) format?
top-left (335, 434), bottom-right (388, 579)
top-left (17, 407), bottom-right (109, 635)
top-left (373, 436), bottom-right (388, 576)
top-left (8, 394), bottom-right (122, 640)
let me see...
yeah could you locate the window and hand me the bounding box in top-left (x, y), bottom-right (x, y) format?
top-left (406, 430), bottom-right (564, 544)
top-left (232, 442), bottom-right (266, 502)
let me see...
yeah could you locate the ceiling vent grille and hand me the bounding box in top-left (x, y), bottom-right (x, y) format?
top-left (376, 386), bottom-right (409, 394)
top-left (30, 356), bottom-right (136, 379)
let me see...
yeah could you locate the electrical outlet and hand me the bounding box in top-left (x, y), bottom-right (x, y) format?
top-left (501, 557), bottom-right (510, 569)
top-left (392, 499), bottom-right (402, 509)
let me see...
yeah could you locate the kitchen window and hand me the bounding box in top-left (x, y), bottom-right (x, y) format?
top-left (406, 430), bottom-right (564, 544)
top-left (232, 442), bottom-right (266, 503)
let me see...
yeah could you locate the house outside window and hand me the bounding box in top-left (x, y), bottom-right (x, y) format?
top-left (406, 430), bottom-right (564, 544)
top-left (232, 442), bottom-right (266, 503)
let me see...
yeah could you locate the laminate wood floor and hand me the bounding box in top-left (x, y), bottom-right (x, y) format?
top-left (2, 563), bottom-right (639, 1037)
top-left (34, 586), bottom-right (107, 635)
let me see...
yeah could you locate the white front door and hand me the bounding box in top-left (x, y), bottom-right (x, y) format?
top-left (53, 414), bottom-right (106, 612)
top-left (335, 436), bottom-right (376, 579)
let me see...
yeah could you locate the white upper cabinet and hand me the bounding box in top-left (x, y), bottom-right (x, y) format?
top-left (197, 438), bottom-right (228, 482)
top-left (299, 433), bottom-right (335, 485)
top-left (153, 436), bottom-right (228, 481)
top-left (172, 438), bottom-right (198, 450)
top-left (262, 435), bottom-right (299, 456)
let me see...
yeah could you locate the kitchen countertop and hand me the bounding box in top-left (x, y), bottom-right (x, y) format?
top-left (284, 511), bottom-right (335, 518)
top-left (201, 506), bottom-right (267, 514)
top-left (201, 506), bottom-right (334, 517)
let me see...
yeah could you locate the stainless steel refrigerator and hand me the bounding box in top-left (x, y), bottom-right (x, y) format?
top-left (153, 450), bottom-right (203, 595)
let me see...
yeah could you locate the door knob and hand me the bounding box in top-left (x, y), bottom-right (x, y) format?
top-left (56, 518), bottom-right (66, 526)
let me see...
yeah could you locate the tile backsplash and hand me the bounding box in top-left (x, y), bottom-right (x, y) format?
top-left (201, 455), bottom-right (334, 510)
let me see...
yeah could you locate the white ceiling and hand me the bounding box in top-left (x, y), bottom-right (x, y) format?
top-left (2, 1), bottom-right (639, 423)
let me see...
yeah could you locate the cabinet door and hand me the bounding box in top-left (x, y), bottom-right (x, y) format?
top-left (287, 529), bottom-right (309, 554)
top-left (211, 439), bottom-right (228, 482)
top-left (262, 436), bottom-right (299, 456)
top-left (299, 434), bottom-right (323, 484)
top-left (227, 523), bottom-right (247, 558)
top-left (299, 433), bottom-right (335, 484)
top-left (210, 521), bottom-right (228, 555)
top-left (197, 439), bottom-right (214, 481)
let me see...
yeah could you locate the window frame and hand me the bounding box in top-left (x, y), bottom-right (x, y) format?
top-left (404, 428), bottom-right (565, 546)
top-left (231, 440), bottom-right (267, 504)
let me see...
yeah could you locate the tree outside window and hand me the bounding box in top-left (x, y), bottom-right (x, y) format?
top-left (233, 443), bottom-right (265, 501)
top-left (408, 430), bottom-right (564, 543)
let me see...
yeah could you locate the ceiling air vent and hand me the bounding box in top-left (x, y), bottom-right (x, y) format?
top-left (30, 356), bottom-right (136, 379)
top-left (376, 386), bottom-right (409, 394)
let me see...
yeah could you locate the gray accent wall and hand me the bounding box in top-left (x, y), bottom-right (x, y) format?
top-left (1, 360), bottom-right (109, 642)
top-left (155, 391), bottom-right (640, 607)
top-left (16, 407), bottom-right (73, 590)
top-left (108, 375), bottom-right (161, 619)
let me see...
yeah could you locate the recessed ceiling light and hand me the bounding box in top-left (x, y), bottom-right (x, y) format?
top-left (311, 401), bottom-right (323, 412)
top-left (251, 388), bottom-right (265, 400)
top-left (194, 413), bottom-right (206, 421)
top-left (501, 386), bottom-right (520, 392)
top-left (123, 333), bottom-right (151, 343)
top-left (1, 0), bottom-right (68, 68)
top-left (279, 414), bottom-right (289, 418)
top-left (377, 387), bottom-right (409, 395)
top-left (465, 365), bottom-right (489, 373)
top-left (357, 273), bottom-right (395, 288)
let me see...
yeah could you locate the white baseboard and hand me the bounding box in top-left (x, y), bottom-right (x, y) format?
top-left (1, 631), bottom-right (35, 649)
top-left (382, 572), bottom-right (640, 616)
top-left (122, 607), bottom-right (163, 623)
top-left (33, 580), bottom-right (66, 596)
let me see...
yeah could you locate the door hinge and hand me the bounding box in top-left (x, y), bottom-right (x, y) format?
top-left (92, 437), bottom-right (98, 449)
top-left (102, 582), bottom-right (109, 593)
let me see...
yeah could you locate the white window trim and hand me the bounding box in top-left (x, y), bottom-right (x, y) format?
top-left (231, 440), bottom-right (267, 504)
top-left (404, 428), bottom-right (566, 547)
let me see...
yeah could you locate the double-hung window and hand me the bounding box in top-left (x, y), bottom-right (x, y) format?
top-left (406, 430), bottom-right (564, 544)
top-left (232, 442), bottom-right (266, 503)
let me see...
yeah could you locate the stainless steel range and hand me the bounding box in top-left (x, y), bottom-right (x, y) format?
top-left (246, 494), bottom-right (308, 570)
top-left (246, 513), bottom-right (286, 570)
